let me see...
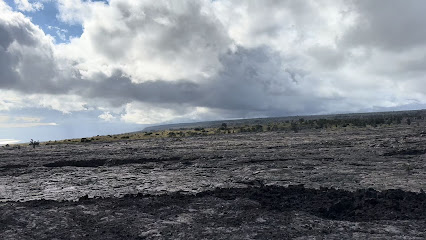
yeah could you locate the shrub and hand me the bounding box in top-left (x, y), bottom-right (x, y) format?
top-left (29, 139), bottom-right (40, 148)
top-left (81, 138), bottom-right (91, 143)
top-left (219, 123), bottom-right (228, 130)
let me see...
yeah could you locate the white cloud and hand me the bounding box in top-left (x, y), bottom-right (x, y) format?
top-left (56, 0), bottom-right (232, 82)
top-left (14, 116), bottom-right (41, 122)
top-left (0, 122), bottom-right (57, 128)
top-left (33, 94), bottom-right (89, 113)
top-left (56, 0), bottom-right (100, 24)
top-left (0, 115), bottom-right (57, 128)
top-left (47, 25), bottom-right (68, 42)
top-left (120, 103), bottom-right (180, 125)
top-left (98, 111), bottom-right (115, 122)
top-left (0, 90), bottom-right (90, 114)
top-left (0, 139), bottom-right (20, 145)
top-left (1, 0), bottom-right (426, 127)
top-left (120, 102), bottom-right (218, 125)
top-left (14, 0), bottom-right (43, 12)
top-left (0, 1), bottom-right (71, 95)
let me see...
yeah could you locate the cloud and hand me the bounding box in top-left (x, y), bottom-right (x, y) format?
top-left (47, 25), bottom-right (68, 41)
top-left (84, 46), bottom-right (344, 121)
top-left (98, 111), bottom-right (115, 122)
top-left (0, 2), bottom-right (78, 95)
top-left (121, 103), bottom-right (180, 125)
top-left (56, 0), bottom-right (101, 24)
top-left (56, 0), bottom-right (231, 82)
top-left (0, 115), bottom-right (57, 128)
top-left (0, 122), bottom-right (57, 128)
top-left (120, 102), bottom-right (221, 124)
top-left (340, 0), bottom-right (426, 51)
top-left (2, 0), bottom-right (426, 126)
top-left (14, 0), bottom-right (43, 12)
top-left (66, 46), bottom-right (328, 118)
top-left (0, 139), bottom-right (20, 145)
top-left (307, 45), bottom-right (346, 70)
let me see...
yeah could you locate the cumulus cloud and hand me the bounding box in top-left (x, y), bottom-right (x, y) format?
top-left (56, 0), bottom-right (231, 82)
top-left (56, 0), bottom-right (106, 25)
top-left (0, 1), bottom-right (77, 94)
top-left (98, 111), bottom-right (115, 122)
top-left (14, 0), bottom-right (43, 12)
top-left (1, 0), bottom-right (426, 125)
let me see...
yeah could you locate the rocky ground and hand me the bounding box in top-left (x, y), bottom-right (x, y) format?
top-left (1, 124), bottom-right (426, 239)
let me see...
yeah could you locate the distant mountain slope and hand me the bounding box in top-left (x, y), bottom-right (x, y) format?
top-left (142, 109), bottom-right (426, 132)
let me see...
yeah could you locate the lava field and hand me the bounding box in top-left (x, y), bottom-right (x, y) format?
top-left (1, 125), bottom-right (426, 239)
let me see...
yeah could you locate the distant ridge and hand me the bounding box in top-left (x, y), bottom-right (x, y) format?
top-left (142, 109), bottom-right (426, 132)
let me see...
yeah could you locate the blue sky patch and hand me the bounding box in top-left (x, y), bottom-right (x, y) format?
top-left (4, 0), bottom-right (83, 43)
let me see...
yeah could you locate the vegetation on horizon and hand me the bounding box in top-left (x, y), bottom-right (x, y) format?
top-left (3, 110), bottom-right (424, 148)
top-left (38, 110), bottom-right (426, 146)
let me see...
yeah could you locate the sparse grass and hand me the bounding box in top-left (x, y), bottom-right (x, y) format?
top-left (20, 110), bottom-right (426, 146)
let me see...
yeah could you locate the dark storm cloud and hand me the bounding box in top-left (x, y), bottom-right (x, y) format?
top-left (0, 43), bottom-right (19, 88)
top-left (0, 18), bottom-right (28, 88)
top-left (81, 72), bottom-right (203, 107)
top-left (202, 47), bottom-right (298, 111)
top-left (341, 0), bottom-right (426, 51)
top-left (85, 46), bottom-right (329, 116)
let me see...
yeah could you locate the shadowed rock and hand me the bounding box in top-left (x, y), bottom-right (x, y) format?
top-left (43, 156), bottom-right (182, 168)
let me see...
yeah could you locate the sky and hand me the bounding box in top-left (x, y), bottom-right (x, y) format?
top-left (1, 0), bottom-right (426, 144)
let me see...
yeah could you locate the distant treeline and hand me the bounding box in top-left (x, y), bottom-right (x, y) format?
top-left (215, 111), bottom-right (424, 134)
